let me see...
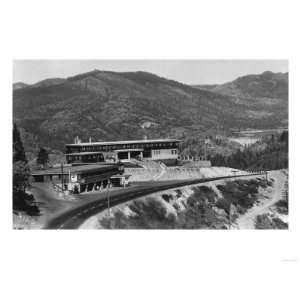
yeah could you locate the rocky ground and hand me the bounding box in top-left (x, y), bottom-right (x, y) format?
top-left (14, 169), bottom-right (288, 230)
top-left (233, 170), bottom-right (288, 229)
top-left (80, 170), bottom-right (288, 229)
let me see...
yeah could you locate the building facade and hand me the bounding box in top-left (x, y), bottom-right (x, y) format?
top-left (65, 139), bottom-right (180, 164)
top-left (31, 163), bottom-right (125, 193)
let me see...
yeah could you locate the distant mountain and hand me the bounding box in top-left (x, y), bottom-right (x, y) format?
top-left (32, 78), bottom-right (67, 88)
top-left (13, 70), bottom-right (288, 152)
top-left (13, 82), bottom-right (29, 90)
top-left (13, 78), bottom-right (66, 91)
top-left (194, 71), bottom-right (288, 100)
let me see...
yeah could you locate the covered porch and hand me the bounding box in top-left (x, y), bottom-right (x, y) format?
top-left (114, 148), bottom-right (143, 161)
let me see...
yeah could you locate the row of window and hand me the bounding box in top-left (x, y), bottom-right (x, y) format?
top-left (67, 142), bottom-right (179, 153)
top-left (152, 149), bottom-right (178, 156)
top-left (67, 154), bottom-right (105, 163)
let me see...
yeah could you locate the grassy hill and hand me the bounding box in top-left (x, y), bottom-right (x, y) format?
top-left (13, 70), bottom-right (288, 153)
top-left (194, 71), bottom-right (288, 103)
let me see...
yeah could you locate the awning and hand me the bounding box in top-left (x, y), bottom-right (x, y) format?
top-left (66, 152), bottom-right (104, 156)
top-left (111, 174), bottom-right (131, 179)
top-left (114, 149), bottom-right (143, 152)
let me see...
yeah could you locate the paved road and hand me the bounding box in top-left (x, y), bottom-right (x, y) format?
top-left (44, 173), bottom-right (264, 229)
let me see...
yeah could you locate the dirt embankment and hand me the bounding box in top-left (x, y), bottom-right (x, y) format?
top-left (234, 170), bottom-right (288, 229)
top-left (80, 172), bottom-right (287, 229)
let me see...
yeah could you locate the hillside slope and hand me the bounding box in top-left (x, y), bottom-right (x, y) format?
top-left (13, 70), bottom-right (288, 152)
top-left (13, 82), bottom-right (29, 90)
top-left (194, 71), bottom-right (288, 108)
top-left (80, 173), bottom-right (281, 229)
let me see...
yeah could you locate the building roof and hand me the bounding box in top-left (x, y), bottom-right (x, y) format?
top-left (31, 163), bottom-right (120, 176)
top-left (111, 174), bottom-right (131, 179)
top-left (66, 138), bottom-right (180, 147)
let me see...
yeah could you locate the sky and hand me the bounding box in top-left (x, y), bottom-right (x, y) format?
top-left (13, 60), bottom-right (288, 85)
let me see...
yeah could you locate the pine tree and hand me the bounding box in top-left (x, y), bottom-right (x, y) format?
top-left (12, 123), bottom-right (38, 213)
top-left (13, 123), bottom-right (29, 193)
top-left (13, 123), bottom-right (27, 163)
top-left (37, 147), bottom-right (49, 167)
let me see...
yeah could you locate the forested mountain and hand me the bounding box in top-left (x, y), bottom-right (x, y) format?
top-left (31, 78), bottom-right (67, 88)
top-left (210, 131), bottom-right (288, 171)
top-left (13, 70), bottom-right (288, 153)
top-left (195, 71), bottom-right (288, 102)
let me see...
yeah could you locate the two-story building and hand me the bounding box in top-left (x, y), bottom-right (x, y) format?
top-left (65, 138), bottom-right (180, 165)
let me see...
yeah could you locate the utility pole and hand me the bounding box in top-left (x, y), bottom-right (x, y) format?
top-left (68, 169), bottom-right (71, 192)
top-left (204, 136), bottom-right (210, 161)
top-left (228, 202), bottom-right (232, 230)
top-left (61, 163), bottom-right (64, 192)
top-left (107, 179), bottom-right (111, 227)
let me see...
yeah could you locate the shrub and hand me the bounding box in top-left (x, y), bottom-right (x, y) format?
top-left (13, 190), bottom-right (40, 216)
top-left (217, 180), bottom-right (260, 211)
top-left (255, 214), bottom-right (273, 229)
top-left (275, 199), bottom-right (288, 214)
top-left (272, 217), bottom-right (288, 229)
top-left (161, 194), bottom-right (173, 202)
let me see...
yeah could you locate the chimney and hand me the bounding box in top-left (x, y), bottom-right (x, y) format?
top-left (89, 137), bottom-right (92, 143)
top-left (143, 135), bottom-right (147, 140)
top-left (74, 136), bottom-right (81, 144)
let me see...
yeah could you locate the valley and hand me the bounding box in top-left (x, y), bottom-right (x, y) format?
top-left (13, 70), bottom-right (288, 156)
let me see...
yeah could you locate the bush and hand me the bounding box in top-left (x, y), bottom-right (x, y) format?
top-left (272, 217), bottom-right (288, 229)
top-left (13, 190), bottom-right (40, 216)
top-left (217, 180), bottom-right (261, 211)
top-left (255, 214), bottom-right (288, 229)
top-left (161, 194), bottom-right (173, 202)
top-left (275, 199), bottom-right (288, 214)
top-left (255, 214), bottom-right (273, 229)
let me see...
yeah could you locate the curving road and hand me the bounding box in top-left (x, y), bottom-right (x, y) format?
top-left (44, 173), bottom-right (264, 229)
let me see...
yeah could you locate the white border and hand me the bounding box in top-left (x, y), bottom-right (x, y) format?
top-left (1, 1), bottom-right (299, 300)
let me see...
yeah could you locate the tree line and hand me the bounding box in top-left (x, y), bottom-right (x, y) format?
top-left (209, 131), bottom-right (288, 171)
top-left (13, 123), bottom-right (40, 215)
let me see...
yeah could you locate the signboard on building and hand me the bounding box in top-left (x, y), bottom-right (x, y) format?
top-left (71, 175), bottom-right (77, 182)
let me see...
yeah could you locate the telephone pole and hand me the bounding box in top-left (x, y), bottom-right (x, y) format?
top-left (228, 202), bottom-right (232, 230)
top-left (61, 163), bottom-right (64, 192)
top-left (107, 180), bottom-right (111, 227)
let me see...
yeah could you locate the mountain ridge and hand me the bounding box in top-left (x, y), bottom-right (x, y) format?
top-left (13, 82), bottom-right (29, 90)
top-left (13, 70), bottom-right (288, 153)
top-left (194, 71), bottom-right (288, 101)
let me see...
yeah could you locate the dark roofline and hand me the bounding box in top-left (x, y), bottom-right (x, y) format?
top-left (66, 138), bottom-right (181, 147)
top-left (66, 152), bottom-right (104, 156)
top-left (31, 163), bottom-right (120, 176)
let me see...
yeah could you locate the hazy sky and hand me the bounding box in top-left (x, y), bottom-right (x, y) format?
top-left (13, 60), bottom-right (288, 85)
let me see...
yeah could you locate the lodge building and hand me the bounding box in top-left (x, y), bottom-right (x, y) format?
top-left (31, 138), bottom-right (181, 194)
top-left (65, 138), bottom-right (180, 165)
top-left (31, 163), bottom-right (128, 193)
